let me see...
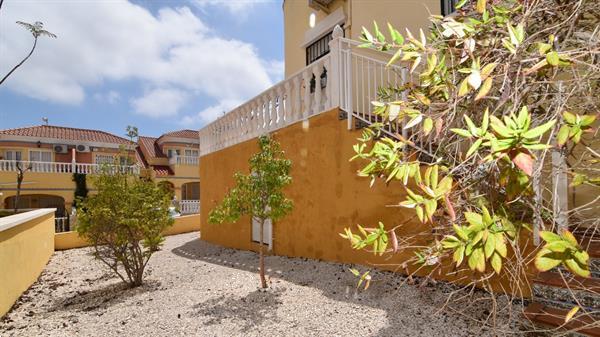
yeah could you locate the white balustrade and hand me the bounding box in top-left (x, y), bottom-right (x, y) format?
top-left (180, 200), bottom-right (200, 214)
top-left (198, 26), bottom-right (407, 156)
top-left (0, 160), bottom-right (139, 175)
top-left (169, 156), bottom-right (199, 166)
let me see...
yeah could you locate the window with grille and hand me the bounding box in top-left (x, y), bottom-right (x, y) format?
top-left (95, 154), bottom-right (114, 164)
top-left (306, 26), bottom-right (344, 66)
top-left (441, 0), bottom-right (458, 16)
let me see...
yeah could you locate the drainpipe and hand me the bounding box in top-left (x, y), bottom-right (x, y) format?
top-left (71, 148), bottom-right (76, 173)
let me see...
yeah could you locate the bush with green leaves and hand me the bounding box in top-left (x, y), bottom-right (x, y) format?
top-left (76, 168), bottom-right (173, 288)
top-left (209, 135), bottom-right (293, 288)
top-left (340, 0), bottom-right (598, 325)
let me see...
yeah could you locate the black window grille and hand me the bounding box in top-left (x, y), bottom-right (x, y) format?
top-left (441, 0), bottom-right (458, 16)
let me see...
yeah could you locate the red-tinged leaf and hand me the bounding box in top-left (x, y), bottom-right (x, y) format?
top-left (444, 195), bottom-right (456, 222)
top-left (512, 152), bottom-right (534, 176)
top-left (391, 230), bottom-right (399, 253)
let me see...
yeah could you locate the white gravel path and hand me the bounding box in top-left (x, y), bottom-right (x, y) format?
top-left (0, 232), bottom-right (522, 336)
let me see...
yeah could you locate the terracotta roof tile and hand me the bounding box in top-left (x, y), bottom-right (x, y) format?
top-left (152, 165), bottom-right (173, 176)
top-left (160, 129), bottom-right (198, 139)
top-left (0, 125), bottom-right (132, 145)
top-left (138, 136), bottom-right (166, 159)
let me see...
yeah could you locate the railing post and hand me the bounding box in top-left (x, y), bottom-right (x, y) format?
top-left (302, 69), bottom-right (312, 119)
top-left (312, 62), bottom-right (324, 114)
top-left (293, 76), bottom-right (301, 120)
top-left (283, 82), bottom-right (291, 124)
top-left (328, 25), bottom-right (343, 110)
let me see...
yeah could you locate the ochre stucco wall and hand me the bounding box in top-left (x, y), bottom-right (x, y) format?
top-left (54, 214), bottom-right (201, 250)
top-left (0, 210), bottom-right (54, 317)
top-left (199, 108), bottom-right (538, 296)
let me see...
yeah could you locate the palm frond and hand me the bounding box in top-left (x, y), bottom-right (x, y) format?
top-left (15, 20), bottom-right (56, 38)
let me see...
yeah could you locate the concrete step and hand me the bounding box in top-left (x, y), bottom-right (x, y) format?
top-left (523, 302), bottom-right (600, 336)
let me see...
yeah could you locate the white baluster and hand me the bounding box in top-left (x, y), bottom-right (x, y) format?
top-left (302, 69), bottom-right (312, 118)
top-left (312, 61), bottom-right (324, 114)
top-left (293, 76), bottom-right (301, 120)
top-left (283, 81), bottom-right (291, 124)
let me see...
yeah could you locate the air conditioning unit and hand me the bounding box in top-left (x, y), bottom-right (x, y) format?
top-left (53, 144), bottom-right (68, 153)
top-left (76, 144), bottom-right (91, 152)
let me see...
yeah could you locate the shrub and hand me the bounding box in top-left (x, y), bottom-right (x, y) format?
top-left (76, 168), bottom-right (173, 288)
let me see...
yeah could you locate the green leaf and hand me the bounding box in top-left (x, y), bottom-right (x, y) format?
top-left (546, 51), bottom-right (559, 66)
top-left (564, 258), bottom-right (591, 278)
top-left (454, 224), bottom-right (469, 241)
top-left (451, 128), bottom-right (472, 138)
top-left (580, 115), bottom-right (596, 127)
top-left (563, 111), bottom-right (577, 124)
top-left (415, 205), bottom-right (424, 223)
top-left (494, 232), bottom-right (507, 257)
top-left (535, 249), bottom-right (563, 272)
top-left (546, 240), bottom-right (571, 253)
top-left (469, 247), bottom-right (486, 272)
top-left (466, 138), bottom-right (483, 158)
top-left (540, 231), bottom-right (562, 243)
top-left (465, 212), bottom-right (483, 227)
top-left (523, 119), bottom-right (556, 139)
top-left (490, 252), bottom-right (502, 274)
top-left (475, 77), bottom-right (492, 101)
top-left (557, 125), bottom-right (570, 146)
top-left (484, 233), bottom-right (495, 258)
top-left (423, 117), bottom-right (434, 136)
top-left (454, 245), bottom-right (465, 267)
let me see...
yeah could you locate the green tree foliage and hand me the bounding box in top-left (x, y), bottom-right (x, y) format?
top-left (72, 173), bottom-right (88, 208)
top-left (342, 0), bottom-right (598, 284)
top-left (209, 135), bottom-right (293, 288)
top-left (76, 168), bottom-right (173, 288)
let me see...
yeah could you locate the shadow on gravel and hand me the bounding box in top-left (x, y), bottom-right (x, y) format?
top-left (171, 238), bottom-right (498, 337)
top-left (48, 279), bottom-right (161, 313)
top-left (193, 288), bottom-right (284, 333)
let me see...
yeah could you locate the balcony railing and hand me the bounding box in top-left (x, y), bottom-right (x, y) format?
top-left (0, 160), bottom-right (140, 175)
top-left (198, 25), bottom-right (407, 156)
top-left (169, 155), bottom-right (199, 166)
top-left (180, 200), bottom-right (200, 215)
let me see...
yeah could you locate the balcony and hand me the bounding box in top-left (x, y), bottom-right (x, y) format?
top-left (168, 155), bottom-right (199, 166)
top-left (0, 160), bottom-right (140, 175)
top-left (198, 25), bottom-right (406, 156)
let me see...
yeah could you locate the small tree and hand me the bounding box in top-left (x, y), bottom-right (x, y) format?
top-left (76, 168), bottom-right (173, 288)
top-left (13, 161), bottom-right (31, 213)
top-left (209, 135), bottom-right (293, 288)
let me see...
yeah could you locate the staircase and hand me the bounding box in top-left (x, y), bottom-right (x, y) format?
top-left (524, 233), bottom-right (600, 336)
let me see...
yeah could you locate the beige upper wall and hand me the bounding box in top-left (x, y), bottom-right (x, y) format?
top-left (283, 0), bottom-right (440, 77)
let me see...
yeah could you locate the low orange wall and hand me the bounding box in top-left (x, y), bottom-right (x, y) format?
top-left (54, 214), bottom-right (200, 250)
top-left (199, 108), bottom-right (535, 296)
top-left (0, 209), bottom-right (55, 317)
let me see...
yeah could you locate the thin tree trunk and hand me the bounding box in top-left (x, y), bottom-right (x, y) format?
top-left (259, 218), bottom-right (267, 288)
top-left (0, 37), bottom-right (37, 85)
top-left (14, 167), bottom-right (24, 213)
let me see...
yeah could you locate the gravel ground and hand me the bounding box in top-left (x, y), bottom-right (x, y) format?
top-left (0, 232), bottom-right (523, 337)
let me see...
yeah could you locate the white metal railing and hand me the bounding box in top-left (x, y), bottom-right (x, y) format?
top-left (198, 25), bottom-right (406, 156)
top-left (0, 160), bottom-right (140, 175)
top-left (180, 200), bottom-right (200, 214)
top-left (169, 155), bottom-right (199, 166)
top-left (55, 217), bottom-right (70, 232)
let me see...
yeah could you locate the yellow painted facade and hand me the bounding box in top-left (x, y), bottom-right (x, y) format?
top-left (0, 209), bottom-right (55, 317)
top-left (54, 214), bottom-right (201, 250)
top-left (283, 0), bottom-right (440, 77)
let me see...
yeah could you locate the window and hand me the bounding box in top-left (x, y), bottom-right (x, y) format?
top-left (4, 150), bottom-right (22, 161)
top-left (181, 182), bottom-right (200, 200)
top-left (441, 0), bottom-right (458, 16)
top-left (306, 28), bottom-right (340, 66)
top-left (95, 154), bottom-right (114, 165)
top-left (167, 149), bottom-right (181, 158)
top-left (184, 149), bottom-right (199, 157)
top-left (29, 150), bottom-right (52, 162)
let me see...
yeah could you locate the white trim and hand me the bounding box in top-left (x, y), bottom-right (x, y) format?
top-left (302, 7), bottom-right (345, 48)
top-left (0, 134), bottom-right (130, 150)
top-left (0, 208), bottom-right (56, 233)
top-left (157, 136), bottom-right (200, 145)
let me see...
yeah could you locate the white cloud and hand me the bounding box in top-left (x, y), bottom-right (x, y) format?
top-left (180, 99), bottom-right (242, 126)
top-left (0, 0), bottom-right (277, 124)
top-left (264, 59), bottom-right (285, 83)
top-left (131, 88), bottom-right (188, 118)
top-left (191, 0), bottom-right (258, 15)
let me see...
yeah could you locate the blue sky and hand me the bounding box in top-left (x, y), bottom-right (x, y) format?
top-left (0, 0), bottom-right (283, 137)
